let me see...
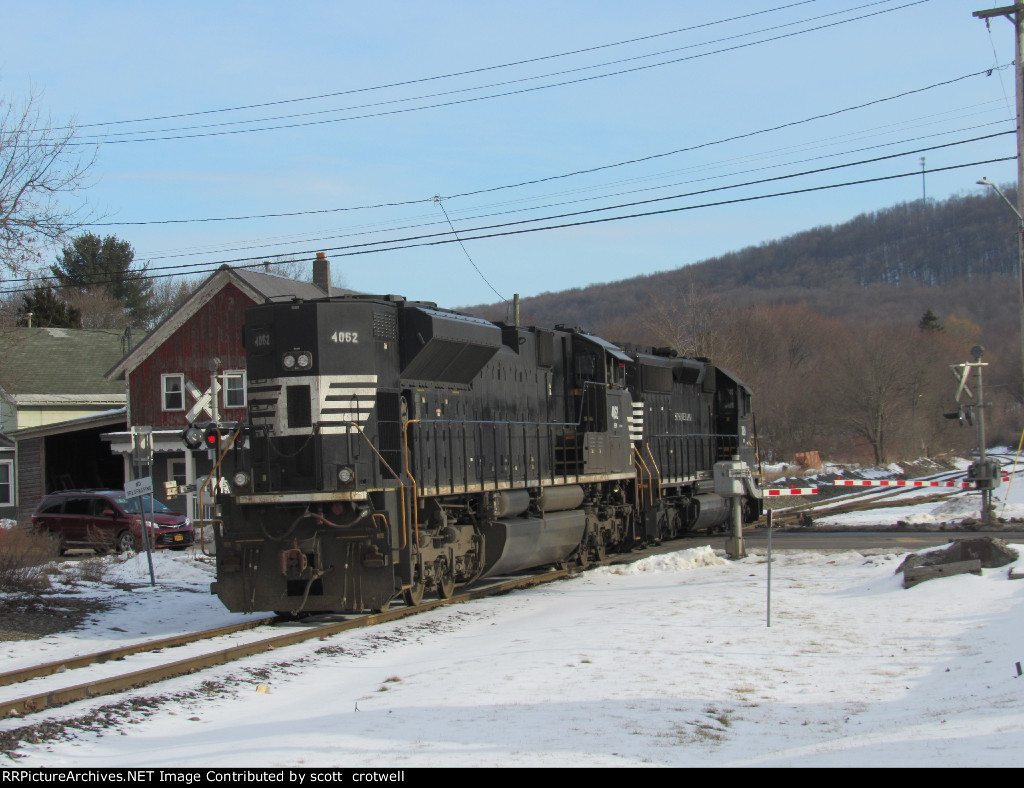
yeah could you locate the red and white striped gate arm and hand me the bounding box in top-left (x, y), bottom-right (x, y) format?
top-left (829, 477), bottom-right (1010, 490)
top-left (763, 476), bottom-right (1010, 496)
top-left (765, 487), bottom-right (819, 496)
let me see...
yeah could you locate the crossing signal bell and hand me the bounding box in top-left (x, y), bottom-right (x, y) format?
top-left (182, 424), bottom-right (205, 452)
top-left (943, 406), bottom-right (973, 427)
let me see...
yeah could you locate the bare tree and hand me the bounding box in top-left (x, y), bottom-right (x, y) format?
top-left (719, 303), bottom-right (844, 462)
top-left (148, 276), bottom-right (200, 327)
top-left (62, 287), bottom-right (129, 329)
top-left (640, 276), bottom-right (722, 358)
top-left (0, 90), bottom-right (97, 273)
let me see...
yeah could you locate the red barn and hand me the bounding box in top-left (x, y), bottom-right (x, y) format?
top-left (105, 259), bottom-right (339, 524)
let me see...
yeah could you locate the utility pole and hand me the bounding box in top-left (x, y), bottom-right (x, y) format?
top-left (974, 5), bottom-right (1024, 405)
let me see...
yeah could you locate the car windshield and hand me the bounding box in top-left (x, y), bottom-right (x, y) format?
top-left (115, 495), bottom-right (175, 515)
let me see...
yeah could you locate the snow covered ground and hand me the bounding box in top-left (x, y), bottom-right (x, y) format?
top-left (2, 467), bottom-right (1024, 767)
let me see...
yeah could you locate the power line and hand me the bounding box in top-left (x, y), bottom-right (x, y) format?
top-left (135, 126), bottom-right (1017, 264)
top-left (84, 1), bottom-right (909, 139)
top-left (4, 153), bottom-right (1013, 296)
top-left (322, 157), bottom-right (1020, 259)
top-left (93, 64), bottom-right (1003, 229)
top-left (131, 106), bottom-right (1012, 262)
top-left (70, 1), bottom-right (931, 145)
top-left (62, 1), bottom-right (875, 132)
top-left (434, 196), bottom-right (507, 304)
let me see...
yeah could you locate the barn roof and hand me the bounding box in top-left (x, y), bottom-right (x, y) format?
top-left (105, 264), bottom-right (349, 381)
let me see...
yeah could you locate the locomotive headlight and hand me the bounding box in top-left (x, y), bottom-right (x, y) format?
top-left (338, 466), bottom-right (355, 485)
top-left (282, 353), bottom-right (296, 370)
top-left (232, 471), bottom-right (250, 489)
top-left (296, 351), bottom-right (312, 369)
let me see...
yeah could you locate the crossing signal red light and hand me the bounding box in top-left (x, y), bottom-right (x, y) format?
top-left (204, 424), bottom-right (220, 453)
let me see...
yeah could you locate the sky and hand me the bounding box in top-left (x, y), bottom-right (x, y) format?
top-left (1, 465), bottom-right (1023, 767)
top-left (1, 1), bottom-right (1019, 309)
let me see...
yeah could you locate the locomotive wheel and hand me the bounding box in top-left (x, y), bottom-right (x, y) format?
top-left (593, 542), bottom-right (607, 562)
top-left (437, 571), bottom-right (455, 599)
top-left (575, 548), bottom-right (590, 569)
top-left (403, 581), bottom-right (425, 607)
top-left (372, 600), bottom-right (392, 614)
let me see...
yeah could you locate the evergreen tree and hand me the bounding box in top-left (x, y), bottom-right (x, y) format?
top-left (18, 285), bottom-right (82, 328)
top-left (918, 308), bottom-right (944, 332)
top-left (51, 233), bottom-right (154, 327)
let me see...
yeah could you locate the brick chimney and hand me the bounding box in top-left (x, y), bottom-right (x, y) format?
top-left (313, 252), bottom-right (331, 294)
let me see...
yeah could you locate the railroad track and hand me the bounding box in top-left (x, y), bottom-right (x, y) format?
top-left (768, 488), bottom-right (963, 526)
top-left (8, 462), bottom-right (1018, 721)
top-left (0, 567), bottom-right (570, 721)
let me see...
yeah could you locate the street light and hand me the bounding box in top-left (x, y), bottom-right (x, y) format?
top-left (977, 176), bottom-right (1024, 408)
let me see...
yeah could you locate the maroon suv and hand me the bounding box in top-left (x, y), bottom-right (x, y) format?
top-left (30, 490), bottom-right (195, 554)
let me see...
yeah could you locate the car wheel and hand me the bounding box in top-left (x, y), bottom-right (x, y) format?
top-left (115, 530), bottom-right (136, 554)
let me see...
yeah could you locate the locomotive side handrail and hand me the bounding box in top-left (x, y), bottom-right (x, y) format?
top-left (347, 421), bottom-right (408, 549)
top-left (645, 443), bottom-right (663, 502)
top-left (632, 445), bottom-right (654, 509)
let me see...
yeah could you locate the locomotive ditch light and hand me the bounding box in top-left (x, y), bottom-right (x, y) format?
top-left (232, 471), bottom-right (250, 489)
top-left (337, 466), bottom-right (355, 487)
top-left (296, 351), bottom-right (312, 369)
top-left (282, 353), bottom-right (297, 370)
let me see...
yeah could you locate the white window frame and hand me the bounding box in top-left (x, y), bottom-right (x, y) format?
top-left (0, 460), bottom-right (13, 506)
top-left (167, 457), bottom-right (187, 488)
top-left (223, 370), bottom-right (246, 410)
top-left (162, 373), bottom-right (185, 412)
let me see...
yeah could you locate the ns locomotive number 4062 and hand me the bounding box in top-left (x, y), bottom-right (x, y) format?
top-left (195, 294), bottom-right (763, 614)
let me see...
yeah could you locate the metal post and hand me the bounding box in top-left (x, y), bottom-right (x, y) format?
top-left (131, 428), bottom-right (156, 586)
top-left (974, 4), bottom-right (1024, 407)
top-left (719, 454), bottom-right (748, 560)
top-left (766, 508), bottom-right (773, 628)
top-left (974, 349), bottom-right (994, 526)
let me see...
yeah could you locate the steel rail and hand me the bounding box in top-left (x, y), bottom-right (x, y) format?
top-left (0, 568), bottom-right (569, 720)
top-left (0, 617), bottom-right (276, 689)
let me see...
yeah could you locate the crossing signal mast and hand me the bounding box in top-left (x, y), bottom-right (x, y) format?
top-left (946, 346), bottom-right (1000, 526)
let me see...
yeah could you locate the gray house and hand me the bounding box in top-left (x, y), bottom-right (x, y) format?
top-left (0, 327), bottom-right (128, 522)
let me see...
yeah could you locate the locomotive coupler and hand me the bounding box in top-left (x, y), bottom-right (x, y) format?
top-left (279, 540), bottom-right (309, 577)
top-left (361, 543), bottom-right (388, 568)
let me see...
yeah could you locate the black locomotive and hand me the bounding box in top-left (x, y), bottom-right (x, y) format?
top-left (206, 294), bottom-right (762, 614)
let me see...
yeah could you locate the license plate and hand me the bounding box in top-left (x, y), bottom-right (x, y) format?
top-left (174, 534), bottom-right (183, 542)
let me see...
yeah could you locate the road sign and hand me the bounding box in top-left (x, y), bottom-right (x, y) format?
top-left (124, 477), bottom-right (154, 498)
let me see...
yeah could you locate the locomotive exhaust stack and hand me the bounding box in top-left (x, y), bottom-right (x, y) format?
top-left (202, 294), bottom-right (762, 615)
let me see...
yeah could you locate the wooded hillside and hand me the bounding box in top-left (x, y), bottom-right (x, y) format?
top-left (468, 190), bottom-right (1023, 465)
